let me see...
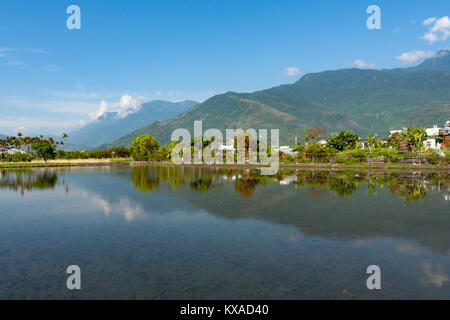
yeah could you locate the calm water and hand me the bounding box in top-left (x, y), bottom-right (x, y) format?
top-left (0, 166), bottom-right (449, 300)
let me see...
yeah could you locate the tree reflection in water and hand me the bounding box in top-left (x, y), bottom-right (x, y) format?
top-left (127, 166), bottom-right (448, 203)
top-left (0, 169), bottom-right (59, 195)
top-left (1, 166), bottom-right (446, 203)
top-left (131, 167), bottom-right (160, 193)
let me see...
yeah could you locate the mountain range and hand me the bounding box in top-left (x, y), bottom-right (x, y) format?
top-left (67, 100), bottom-right (198, 149)
top-left (103, 50), bottom-right (450, 147)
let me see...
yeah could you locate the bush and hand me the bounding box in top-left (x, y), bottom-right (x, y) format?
top-left (424, 150), bottom-right (441, 165)
top-left (336, 149), bottom-right (368, 164)
top-left (54, 147), bottom-right (131, 160)
top-left (0, 152), bottom-right (33, 162)
top-left (327, 131), bottom-right (359, 151)
top-left (130, 135), bottom-right (160, 161)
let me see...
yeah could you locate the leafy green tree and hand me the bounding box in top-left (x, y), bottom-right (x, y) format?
top-left (327, 130), bottom-right (359, 151)
top-left (130, 135), bottom-right (160, 161)
top-left (387, 132), bottom-right (405, 149)
top-left (305, 143), bottom-right (328, 163)
top-left (405, 127), bottom-right (428, 151)
top-left (31, 141), bottom-right (56, 166)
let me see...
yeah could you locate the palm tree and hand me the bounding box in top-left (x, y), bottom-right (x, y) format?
top-left (406, 127), bottom-right (428, 164)
top-left (367, 133), bottom-right (378, 163)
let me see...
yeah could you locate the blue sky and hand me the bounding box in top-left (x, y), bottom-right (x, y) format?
top-left (0, 0), bottom-right (449, 135)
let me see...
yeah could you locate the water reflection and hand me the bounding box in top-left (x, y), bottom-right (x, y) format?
top-left (1, 166), bottom-right (449, 299)
top-left (2, 166), bottom-right (448, 203)
top-left (125, 166), bottom-right (448, 203)
top-left (0, 169), bottom-right (59, 194)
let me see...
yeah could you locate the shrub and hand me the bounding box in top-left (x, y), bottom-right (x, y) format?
top-left (130, 135), bottom-right (160, 161)
top-left (327, 131), bottom-right (359, 151)
top-left (336, 149), bottom-right (368, 164)
top-left (424, 151), bottom-right (441, 165)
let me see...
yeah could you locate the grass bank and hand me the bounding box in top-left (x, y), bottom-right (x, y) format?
top-left (0, 159), bottom-right (449, 171)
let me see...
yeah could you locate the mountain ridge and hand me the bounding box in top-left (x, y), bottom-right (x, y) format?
top-left (103, 51), bottom-right (450, 147)
top-left (68, 100), bottom-right (199, 149)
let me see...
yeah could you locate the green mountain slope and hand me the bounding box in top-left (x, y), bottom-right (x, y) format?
top-left (106, 51), bottom-right (450, 147)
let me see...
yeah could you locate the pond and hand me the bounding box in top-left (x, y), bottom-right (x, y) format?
top-left (0, 166), bottom-right (449, 299)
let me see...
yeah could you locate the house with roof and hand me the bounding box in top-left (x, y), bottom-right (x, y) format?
top-left (425, 125), bottom-right (443, 150)
top-left (0, 147), bottom-right (26, 155)
top-left (441, 121), bottom-right (450, 148)
top-left (389, 121), bottom-right (449, 150)
top-left (277, 146), bottom-right (297, 156)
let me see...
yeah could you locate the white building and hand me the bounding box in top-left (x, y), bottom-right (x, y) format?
top-left (425, 138), bottom-right (442, 150)
top-left (0, 147), bottom-right (25, 155)
top-left (278, 146), bottom-right (297, 156)
top-left (389, 123), bottom-right (447, 151)
top-left (390, 129), bottom-right (406, 136)
top-left (425, 125), bottom-right (443, 150)
top-left (426, 125), bottom-right (440, 137)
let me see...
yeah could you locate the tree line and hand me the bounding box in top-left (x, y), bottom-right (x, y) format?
top-left (1, 126), bottom-right (448, 166)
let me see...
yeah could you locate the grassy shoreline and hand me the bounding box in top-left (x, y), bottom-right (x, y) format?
top-left (0, 159), bottom-right (449, 171)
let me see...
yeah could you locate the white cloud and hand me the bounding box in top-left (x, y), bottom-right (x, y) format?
top-left (420, 262), bottom-right (449, 287)
top-left (0, 47), bottom-right (14, 58)
top-left (283, 67), bottom-right (301, 77)
top-left (7, 61), bottom-right (23, 66)
top-left (85, 95), bottom-right (147, 124)
top-left (396, 50), bottom-right (435, 64)
top-left (395, 242), bottom-right (423, 255)
top-left (352, 59), bottom-right (376, 69)
top-left (119, 198), bottom-right (146, 221)
top-left (422, 17), bottom-right (437, 26)
top-left (41, 64), bottom-right (61, 72)
top-left (0, 96), bottom-right (99, 115)
top-left (87, 100), bottom-right (109, 122)
top-left (117, 95), bottom-right (146, 117)
top-left (0, 116), bottom-right (81, 136)
top-left (14, 126), bottom-right (30, 136)
top-left (422, 16), bottom-right (450, 43)
top-left (0, 47), bottom-right (13, 53)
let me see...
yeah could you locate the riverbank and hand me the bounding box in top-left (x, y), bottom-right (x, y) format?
top-left (1, 159), bottom-right (449, 172)
top-left (0, 158), bottom-right (132, 168)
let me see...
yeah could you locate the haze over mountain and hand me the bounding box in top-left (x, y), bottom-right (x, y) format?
top-left (105, 50), bottom-right (450, 147)
top-left (68, 100), bottom-right (198, 149)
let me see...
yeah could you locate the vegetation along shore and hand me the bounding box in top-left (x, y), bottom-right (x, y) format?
top-left (1, 125), bottom-right (449, 171)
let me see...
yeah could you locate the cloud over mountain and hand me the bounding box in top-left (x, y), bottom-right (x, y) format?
top-left (396, 50), bottom-right (435, 65)
top-left (422, 16), bottom-right (450, 43)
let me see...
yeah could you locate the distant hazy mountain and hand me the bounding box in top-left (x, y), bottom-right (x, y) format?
top-left (68, 100), bottom-right (198, 148)
top-left (107, 50), bottom-right (450, 147)
top-left (0, 134), bottom-right (7, 139)
top-left (389, 50), bottom-right (450, 74)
